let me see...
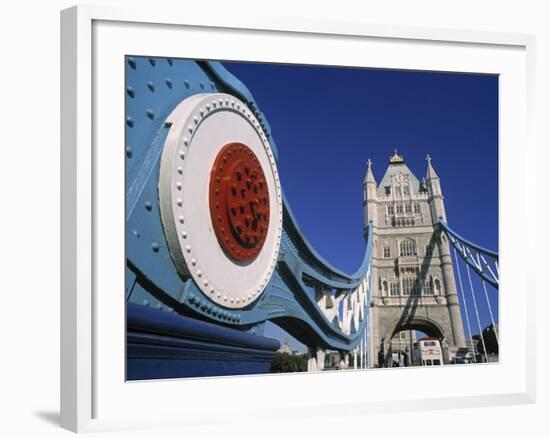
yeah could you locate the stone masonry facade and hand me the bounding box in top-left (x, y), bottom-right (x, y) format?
top-left (363, 152), bottom-right (466, 366)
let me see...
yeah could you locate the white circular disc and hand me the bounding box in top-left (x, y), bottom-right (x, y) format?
top-left (159, 93), bottom-right (283, 310)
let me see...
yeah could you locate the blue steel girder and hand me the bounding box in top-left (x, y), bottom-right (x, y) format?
top-left (125, 56), bottom-right (373, 352)
top-left (438, 220), bottom-right (499, 289)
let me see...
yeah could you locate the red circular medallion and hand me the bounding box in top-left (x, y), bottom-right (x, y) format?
top-left (209, 143), bottom-right (270, 262)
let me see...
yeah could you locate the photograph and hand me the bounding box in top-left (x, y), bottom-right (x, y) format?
top-left (125, 57), bottom-right (499, 379)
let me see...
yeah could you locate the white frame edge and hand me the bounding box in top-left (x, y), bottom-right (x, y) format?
top-left (60, 4), bottom-right (536, 433)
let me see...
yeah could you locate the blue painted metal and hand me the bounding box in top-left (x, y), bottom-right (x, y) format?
top-left (127, 303), bottom-right (279, 380)
top-left (439, 220), bottom-right (499, 289)
top-left (125, 56), bottom-right (374, 367)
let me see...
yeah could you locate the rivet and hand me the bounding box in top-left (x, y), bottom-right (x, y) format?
top-left (188, 126), bottom-right (193, 134)
top-left (146, 109), bottom-right (155, 120)
top-left (184, 80), bottom-right (190, 89)
top-left (217, 292), bottom-right (221, 298)
top-left (183, 138), bottom-right (189, 146)
top-left (156, 303), bottom-right (162, 309)
top-left (185, 245), bottom-right (191, 252)
top-left (197, 270), bottom-right (202, 277)
top-left (182, 231), bottom-right (188, 238)
top-left (223, 295), bottom-right (227, 301)
top-left (126, 86), bottom-right (135, 98)
top-left (176, 182), bottom-right (182, 190)
top-left (148, 58), bottom-right (156, 66)
top-left (178, 215), bottom-right (184, 223)
top-left (191, 257), bottom-right (196, 265)
top-left (206, 104), bottom-right (211, 111)
top-left (151, 242), bottom-right (159, 252)
top-left (165, 78), bottom-right (173, 89)
top-left (132, 230), bottom-right (140, 238)
top-left (142, 299), bottom-right (149, 306)
top-left (204, 279), bottom-right (208, 286)
top-left (126, 117), bottom-right (134, 128)
top-left (188, 293), bottom-right (195, 303)
top-left (144, 201), bottom-right (152, 211)
top-left (177, 166), bottom-right (183, 175)
top-left (210, 82), bottom-right (216, 90)
top-left (126, 146), bottom-right (133, 158)
top-left (210, 287), bottom-right (215, 294)
top-left (176, 198), bottom-right (183, 206)
top-left (199, 81), bottom-right (204, 89)
top-left (147, 81), bottom-right (155, 92)
top-left (167, 58), bottom-right (173, 66)
top-left (127, 57), bottom-right (136, 69)
top-left (179, 150), bottom-right (185, 160)
top-left (193, 116), bottom-right (199, 124)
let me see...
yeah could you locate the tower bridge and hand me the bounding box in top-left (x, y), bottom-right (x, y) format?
top-left (125, 57), bottom-right (499, 379)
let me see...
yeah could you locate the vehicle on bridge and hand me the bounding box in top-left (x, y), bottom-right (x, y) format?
top-left (412, 337), bottom-right (443, 366)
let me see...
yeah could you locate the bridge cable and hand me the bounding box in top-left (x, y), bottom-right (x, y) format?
top-left (466, 264), bottom-right (489, 363)
top-left (481, 279), bottom-right (499, 345)
top-left (453, 248), bottom-right (477, 363)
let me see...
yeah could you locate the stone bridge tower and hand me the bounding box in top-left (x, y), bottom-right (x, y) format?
top-left (364, 151), bottom-right (466, 367)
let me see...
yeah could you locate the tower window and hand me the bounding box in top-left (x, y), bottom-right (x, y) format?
top-left (402, 277), bottom-right (416, 295)
top-left (400, 239), bottom-right (417, 257)
top-left (395, 186), bottom-right (402, 197)
top-left (387, 205), bottom-right (394, 215)
top-left (414, 203), bottom-right (421, 214)
top-left (384, 186), bottom-right (391, 196)
top-left (396, 204), bottom-right (403, 214)
top-left (403, 185), bottom-right (410, 196)
top-left (424, 279), bottom-right (434, 295)
top-left (383, 246), bottom-right (391, 258)
top-left (425, 245), bottom-right (433, 257)
top-left (390, 281), bottom-right (400, 296)
top-left (405, 204), bottom-right (412, 213)
top-left (402, 277), bottom-right (420, 296)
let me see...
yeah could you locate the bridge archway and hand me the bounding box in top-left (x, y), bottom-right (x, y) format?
top-left (384, 316), bottom-right (446, 342)
top-left (379, 316), bottom-right (449, 367)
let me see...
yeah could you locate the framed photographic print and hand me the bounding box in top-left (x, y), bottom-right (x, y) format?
top-left (61, 5), bottom-right (536, 433)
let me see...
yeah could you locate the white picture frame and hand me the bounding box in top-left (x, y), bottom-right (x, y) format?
top-left (60, 5), bottom-right (536, 433)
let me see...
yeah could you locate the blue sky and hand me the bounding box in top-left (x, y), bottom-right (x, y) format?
top-left (224, 61), bottom-right (499, 354)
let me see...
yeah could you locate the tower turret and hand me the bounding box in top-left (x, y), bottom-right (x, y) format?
top-left (363, 158), bottom-right (378, 233)
top-left (425, 154), bottom-right (447, 223)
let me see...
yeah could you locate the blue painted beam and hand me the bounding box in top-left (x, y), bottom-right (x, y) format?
top-left (127, 303), bottom-right (280, 380)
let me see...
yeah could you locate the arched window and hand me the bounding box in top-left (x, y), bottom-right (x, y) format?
top-left (434, 279), bottom-right (442, 294)
top-left (383, 280), bottom-right (388, 295)
top-left (424, 277), bottom-right (434, 295)
top-left (400, 239), bottom-right (417, 256)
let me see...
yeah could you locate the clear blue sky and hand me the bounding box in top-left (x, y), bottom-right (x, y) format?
top-left (223, 61), bottom-right (499, 353)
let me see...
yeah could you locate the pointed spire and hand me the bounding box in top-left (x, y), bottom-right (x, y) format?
top-left (364, 158), bottom-right (376, 184)
top-left (425, 153), bottom-right (439, 180)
